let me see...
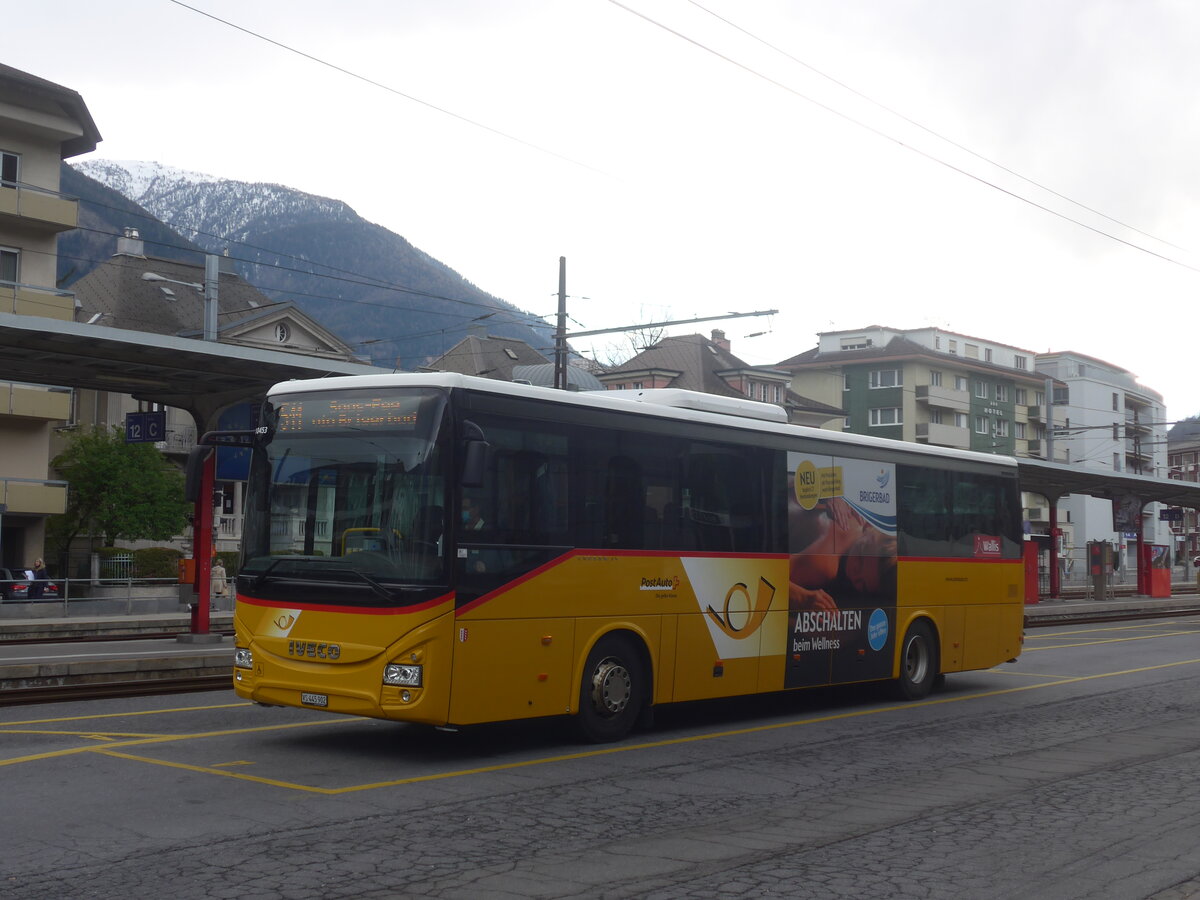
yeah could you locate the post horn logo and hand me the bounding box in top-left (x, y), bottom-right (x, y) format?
top-left (706, 577), bottom-right (775, 640)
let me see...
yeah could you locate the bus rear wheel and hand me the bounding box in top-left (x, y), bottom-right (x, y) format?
top-left (892, 620), bottom-right (937, 701)
top-left (576, 635), bottom-right (645, 743)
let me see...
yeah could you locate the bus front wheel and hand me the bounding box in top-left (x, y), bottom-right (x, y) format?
top-left (576, 635), bottom-right (645, 743)
top-left (892, 620), bottom-right (937, 701)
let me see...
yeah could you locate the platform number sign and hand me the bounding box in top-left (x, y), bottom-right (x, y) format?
top-left (125, 411), bottom-right (166, 443)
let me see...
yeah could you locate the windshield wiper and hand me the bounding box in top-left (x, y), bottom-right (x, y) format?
top-left (343, 566), bottom-right (398, 602)
top-left (246, 556), bottom-right (406, 602)
top-left (251, 557), bottom-right (288, 591)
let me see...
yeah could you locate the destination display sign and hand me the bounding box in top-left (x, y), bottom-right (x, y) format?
top-left (276, 396), bottom-right (421, 433)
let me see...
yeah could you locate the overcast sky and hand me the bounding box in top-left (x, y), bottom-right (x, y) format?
top-left (11, 1), bottom-right (1200, 418)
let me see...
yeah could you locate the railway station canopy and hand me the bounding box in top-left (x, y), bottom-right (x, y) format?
top-left (1018, 457), bottom-right (1200, 510)
top-left (0, 311), bottom-right (384, 428)
top-left (7, 304), bottom-right (1200, 513)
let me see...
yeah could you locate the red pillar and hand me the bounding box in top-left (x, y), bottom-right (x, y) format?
top-left (1135, 514), bottom-right (1147, 596)
top-left (190, 449), bottom-right (215, 635)
top-left (1023, 541), bottom-right (1040, 603)
top-left (1049, 501), bottom-right (1061, 599)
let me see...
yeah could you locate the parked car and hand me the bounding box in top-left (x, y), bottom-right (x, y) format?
top-left (0, 567), bottom-right (59, 601)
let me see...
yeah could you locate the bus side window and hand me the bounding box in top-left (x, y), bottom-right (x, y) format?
top-left (898, 465), bottom-right (1021, 559)
top-left (680, 444), bottom-right (766, 552)
top-left (897, 467), bottom-right (947, 557)
top-left (603, 456), bottom-right (644, 548)
top-left (468, 420), bottom-right (570, 547)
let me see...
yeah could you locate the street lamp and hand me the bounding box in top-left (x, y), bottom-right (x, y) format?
top-left (141, 254), bottom-right (219, 341)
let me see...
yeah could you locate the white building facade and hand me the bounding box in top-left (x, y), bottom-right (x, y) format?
top-left (1036, 351), bottom-right (1170, 571)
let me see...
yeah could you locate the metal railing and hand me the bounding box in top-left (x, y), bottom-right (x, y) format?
top-left (0, 575), bottom-right (233, 619)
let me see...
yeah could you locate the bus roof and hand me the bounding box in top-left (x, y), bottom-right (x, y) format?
top-left (267, 372), bottom-right (1019, 471)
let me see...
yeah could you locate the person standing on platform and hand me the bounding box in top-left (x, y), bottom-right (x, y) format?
top-left (27, 558), bottom-right (48, 599)
top-left (210, 558), bottom-right (228, 610)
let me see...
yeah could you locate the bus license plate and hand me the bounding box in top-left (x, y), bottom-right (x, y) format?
top-left (301, 692), bottom-right (328, 708)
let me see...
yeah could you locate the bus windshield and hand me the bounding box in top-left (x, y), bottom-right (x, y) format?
top-left (241, 388), bottom-right (449, 606)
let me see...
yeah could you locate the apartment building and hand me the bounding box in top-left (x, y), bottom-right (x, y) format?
top-left (777, 326), bottom-right (1065, 458)
top-left (1037, 351), bottom-right (1171, 566)
top-left (776, 326), bottom-right (1072, 554)
top-left (0, 64), bottom-right (101, 570)
top-left (1166, 418), bottom-right (1200, 562)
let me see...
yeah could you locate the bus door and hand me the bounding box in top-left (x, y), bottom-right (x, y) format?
top-left (670, 444), bottom-right (785, 702)
top-left (448, 419), bottom-right (577, 725)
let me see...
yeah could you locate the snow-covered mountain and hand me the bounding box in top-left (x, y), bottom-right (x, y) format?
top-left (67, 160), bottom-right (547, 368)
top-left (76, 160), bottom-right (357, 244)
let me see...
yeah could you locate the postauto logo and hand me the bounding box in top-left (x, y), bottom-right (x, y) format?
top-left (639, 575), bottom-right (680, 592)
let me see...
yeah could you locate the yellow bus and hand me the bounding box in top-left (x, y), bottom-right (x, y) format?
top-left (229, 373), bottom-right (1023, 741)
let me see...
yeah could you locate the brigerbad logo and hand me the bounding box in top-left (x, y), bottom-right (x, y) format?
top-left (858, 468), bottom-right (892, 505)
top-left (640, 575), bottom-right (680, 592)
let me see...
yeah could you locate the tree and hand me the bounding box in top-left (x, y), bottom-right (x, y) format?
top-left (51, 426), bottom-right (191, 550)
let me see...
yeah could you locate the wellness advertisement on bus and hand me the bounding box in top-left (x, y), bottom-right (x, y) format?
top-left (786, 453), bottom-right (897, 688)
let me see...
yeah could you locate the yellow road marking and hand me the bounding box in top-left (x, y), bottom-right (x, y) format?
top-left (985, 669), bottom-right (1078, 679)
top-left (1024, 629), bottom-right (1197, 651)
top-left (1029, 621), bottom-right (1189, 637)
top-left (26, 656), bottom-right (1200, 795)
top-left (0, 729), bottom-right (170, 739)
top-left (0, 718), bottom-right (364, 768)
top-left (0, 701), bottom-right (250, 727)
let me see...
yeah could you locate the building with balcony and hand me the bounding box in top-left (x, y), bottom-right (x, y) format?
top-left (777, 326), bottom-right (1066, 457)
top-left (1166, 418), bottom-right (1200, 563)
top-left (1037, 351), bottom-right (1171, 567)
top-left (0, 64), bottom-right (100, 570)
top-left (776, 326), bottom-right (1071, 551)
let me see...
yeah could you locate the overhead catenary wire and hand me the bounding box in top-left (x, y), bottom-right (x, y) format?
top-left (62, 3), bottom-right (1200, 378)
top-left (49, 219), bottom-right (556, 352)
top-left (683, 0), bottom-right (1189, 256)
top-left (53, 225), bottom-right (572, 360)
top-left (165, 0), bottom-right (606, 176)
top-left (609, 0), bottom-right (1200, 277)
top-left (61, 202), bottom-right (552, 324)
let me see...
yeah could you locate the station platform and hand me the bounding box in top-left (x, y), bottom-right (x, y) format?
top-left (0, 611), bottom-right (235, 699)
top-left (3, 591), bottom-right (1198, 703)
top-left (1023, 591), bottom-right (1200, 623)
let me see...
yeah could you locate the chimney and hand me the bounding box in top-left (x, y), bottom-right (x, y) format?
top-left (115, 226), bottom-right (145, 258)
top-left (711, 328), bottom-right (730, 352)
top-left (469, 322), bottom-right (488, 339)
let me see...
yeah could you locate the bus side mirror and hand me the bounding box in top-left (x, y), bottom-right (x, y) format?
top-left (183, 446), bottom-right (213, 503)
top-left (460, 419), bottom-right (490, 487)
top-left (462, 440), bottom-right (490, 488)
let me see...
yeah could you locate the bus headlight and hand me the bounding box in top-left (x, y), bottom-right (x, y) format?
top-left (234, 647), bottom-right (254, 670)
top-left (383, 663), bottom-right (422, 687)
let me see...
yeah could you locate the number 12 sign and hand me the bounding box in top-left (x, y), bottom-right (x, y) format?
top-left (125, 411), bottom-right (166, 443)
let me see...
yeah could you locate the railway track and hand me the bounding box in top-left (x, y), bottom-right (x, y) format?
top-left (1024, 605), bottom-right (1200, 627)
top-left (1, 630), bottom-right (235, 646)
top-left (0, 674), bottom-right (232, 707)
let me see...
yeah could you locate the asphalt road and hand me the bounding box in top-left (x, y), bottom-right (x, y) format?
top-left (3, 615), bottom-right (1200, 899)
